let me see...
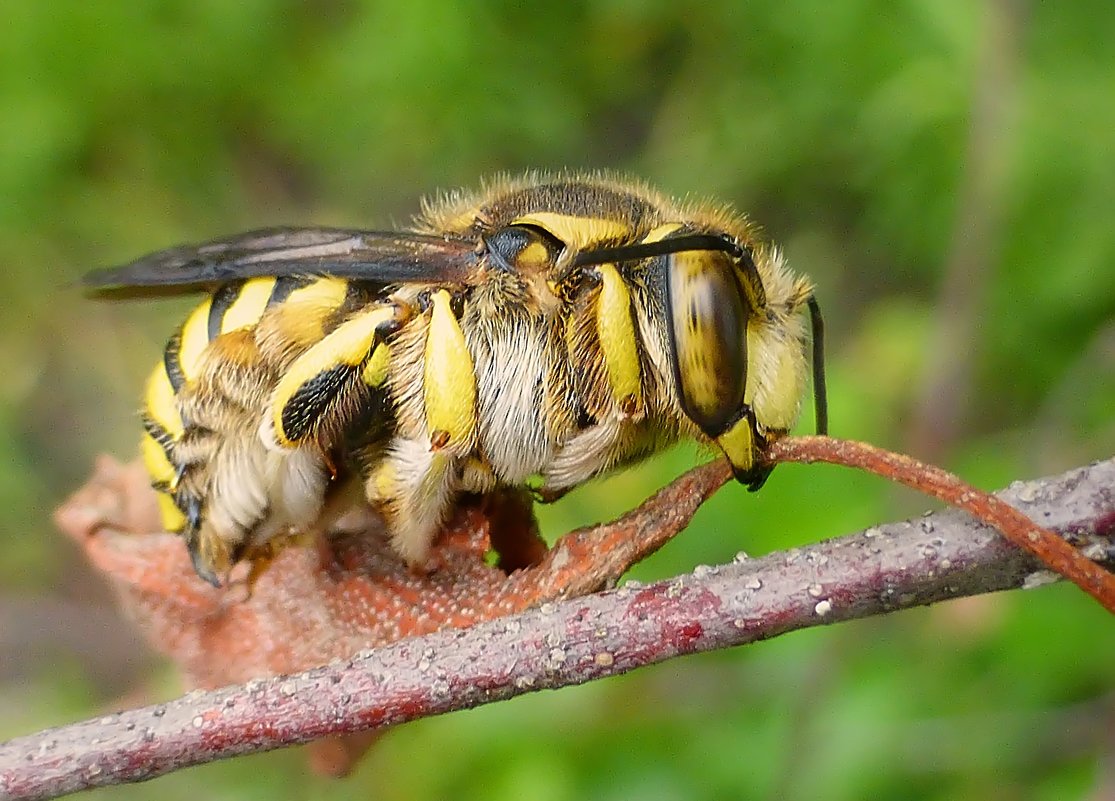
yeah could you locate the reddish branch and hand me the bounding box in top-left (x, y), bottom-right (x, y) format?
top-left (766, 437), bottom-right (1115, 613)
top-left (2, 447), bottom-right (1113, 800)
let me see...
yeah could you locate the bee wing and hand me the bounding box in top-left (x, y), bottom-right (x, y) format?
top-left (83, 227), bottom-right (479, 291)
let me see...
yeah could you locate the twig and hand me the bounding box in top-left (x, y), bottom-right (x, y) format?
top-left (2, 454), bottom-right (1112, 801)
top-left (766, 437), bottom-right (1115, 612)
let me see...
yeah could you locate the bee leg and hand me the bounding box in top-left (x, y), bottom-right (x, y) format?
top-left (185, 530), bottom-right (228, 588)
top-left (234, 527), bottom-right (316, 594)
top-left (175, 293), bottom-right (402, 587)
top-left (481, 488), bottom-right (547, 572)
top-left (541, 414), bottom-right (641, 495)
top-left (531, 484), bottom-right (571, 504)
top-left (366, 438), bottom-right (459, 568)
top-left (368, 288), bottom-right (479, 567)
top-left (265, 302), bottom-right (405, 452)
top-left (177, 492), bottom-right (222, 588)
top-left (176, 430), bottom-right (271, 585)
top-left (276, 475), bottom-right (369, 574)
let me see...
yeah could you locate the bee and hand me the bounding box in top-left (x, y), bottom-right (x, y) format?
top-left (85, 173), bottom-right (827, 586)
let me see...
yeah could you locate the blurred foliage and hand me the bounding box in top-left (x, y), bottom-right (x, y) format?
top-left (1, 1), bottom-right (1113, 799)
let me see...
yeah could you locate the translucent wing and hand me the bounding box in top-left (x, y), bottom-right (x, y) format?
top-left (83, 227), bottom-right (479, 291)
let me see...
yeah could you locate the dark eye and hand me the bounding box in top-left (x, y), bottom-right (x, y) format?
top-left (666, 249), bottom-right (749, 437)
top-left (485, 225), bottom-right (563, 273)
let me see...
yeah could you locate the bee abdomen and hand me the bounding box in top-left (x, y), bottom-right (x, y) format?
top-left (138, 276), bottom-right (355, 575)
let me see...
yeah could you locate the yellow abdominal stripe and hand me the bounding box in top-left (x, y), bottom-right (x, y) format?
top-left (144, 363), bottom-right (184, 439)
top-left (140, 432), bottom-right (186, 531)
top-left (593, 264), bottom-right (642, 411)
top-left (176, 298), bottom-right (212, 383)
top-left (154, 491), bottom-right (187, 532)
top-left (286, 278), bottom-right (348, 308)
top-left (269, 279), bottom-right (351, 349)
top-left (140, 430), bottom-right (176, 486)
top-left (218, 277), bottom-right (276, 334)
top-left (271, 305), bottom-right (399, 446)
top-left (423, 290), bottom-right (477, 448)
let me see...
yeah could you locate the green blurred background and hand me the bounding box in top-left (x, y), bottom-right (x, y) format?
top-left (2, 1), bottom-right (1114, 799)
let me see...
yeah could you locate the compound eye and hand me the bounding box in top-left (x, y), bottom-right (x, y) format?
top-left (485, 225), bottom-right (563, 273)
top-left (667, 249), bottom-right (750, 437)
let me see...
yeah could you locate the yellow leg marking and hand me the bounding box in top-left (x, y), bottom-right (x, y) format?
top-left (366, 459), bottom-right (396, 504)
top-left (368, 440), bottom-right (456, 566)
top-left (361, 342), bottom-right (392, 387)
top-left (271, 304), bottom-right (399, 447)
top-left (593, 264), bottom-right (643, 414)
top-left (423, 290), bottom-right (477, 450)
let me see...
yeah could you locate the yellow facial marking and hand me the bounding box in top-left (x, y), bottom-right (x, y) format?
top-left (746, 326), bottom-right (806, 432)
top-left (177, 298), bottom-right (213, 383)
top-left (220, 277), bottom-right (276, 334)
top-left (593, 264), bottom-right (642, 414)
top-left (715, 416), bottom-right (756, 476)
top-left (641, 223), bottom-right (684, 244)
top-left (516, 240), bottom-right (552, 269)
top-left (423, 290), bottom-right (477, 448)
top-left (512, 213), bottom-right (630, 251)
top-left (144, 364), bottom-right (184, 439)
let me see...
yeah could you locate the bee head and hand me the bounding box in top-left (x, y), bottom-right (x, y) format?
top-left (574, 234), bottom-right (827, 485)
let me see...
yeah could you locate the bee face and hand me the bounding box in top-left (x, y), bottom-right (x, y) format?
top-left (87, 173), bottom-right (826, 585)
